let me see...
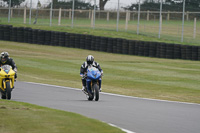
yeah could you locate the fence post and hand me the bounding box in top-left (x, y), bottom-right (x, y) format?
top-left (158, 0), bottom-right (163, 39)
top-left (137, 0), bottom-right (141, 35)
top-left (125, 11), bottom-right (129, 31)
top-left (193, 18), bottom-right (196, 39)
top-left (167, 11), bottom-right (170, 21)
top-left (58, 8), bottom-right (61, 25)
top-left (89, 10), bottom-right (91, 19)
top-left (186, 11), bottom-right (189, 21)
top-left (147, 10), bottom-right (149, 21)
top-left (29, 0), bottom-right (32, 24)
top-left (8, 0), bottom-right (11, 22)
top-left (24, 7), bottom-right (26, 24)
top-left (93, 0), bottom-right (96, 29)
top-left (91, 10), bottom-right (94, 28)
top-left (69, 9), bottom-right (71, 19)
top-left (107, 11), bottom-right (109, 21)
top-left (50, 0), bottom-right (53, 26)
top-left (116, 0), bottom-right (120, 32)
top-left (181, 0), bottom-right (185, 42)
top-left (71, 0), bottom-right (75, 28)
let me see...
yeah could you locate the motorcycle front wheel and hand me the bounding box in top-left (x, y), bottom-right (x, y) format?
top-left (6, 81), bottom-right (11, 100)
top-left (94, 84), bottom-right (99, 101)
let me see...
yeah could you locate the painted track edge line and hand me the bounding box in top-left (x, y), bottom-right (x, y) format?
top-left (24, 81), bottom-right (200, 106)
top-left (108, 123), bottom-right (135, 133)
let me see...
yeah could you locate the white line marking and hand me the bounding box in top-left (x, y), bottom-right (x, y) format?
top-left (25, 81), bottom-right (200, 106)
top-left (108, 123), bottom-right (135, 133)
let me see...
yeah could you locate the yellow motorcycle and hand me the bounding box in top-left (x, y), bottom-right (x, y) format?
top-left (0, 65), bottom-right (15, 100)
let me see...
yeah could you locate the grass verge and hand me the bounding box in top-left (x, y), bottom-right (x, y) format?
top-left (0, 100), bottom-right (124, 133)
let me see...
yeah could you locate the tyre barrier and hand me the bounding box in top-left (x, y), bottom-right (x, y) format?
top-left (117, 38), bottom-right (123, 54)
top-left (122, 39), bottom-right (129, 55)
top-left (75, 34), bottom-right (81, 49)
top-left (112, 38), bottom-right (117, 53)
top-left (44, 31), bottom-right (51, 45)
top-left (107, 38), bottom-right (113, 53)
top-left (100, 37), bottom-right (107, 52)
top-left (10, 27), bottom-right (18, 42)
top-left (128, 40), bottom-right (135, 55)
top-left (80, 34), bottom-right (86, 49)
top-left (0, 24), bottom-right (199, 61)
top-left (58, 32), bottom-right (65, 47)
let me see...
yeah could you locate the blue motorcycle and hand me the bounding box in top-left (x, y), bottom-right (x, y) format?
top-left (86, 66), bottom-right (101, 101)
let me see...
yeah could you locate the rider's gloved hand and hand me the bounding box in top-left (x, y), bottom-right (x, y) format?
top-left (101, 71), bottom-right (103, 76)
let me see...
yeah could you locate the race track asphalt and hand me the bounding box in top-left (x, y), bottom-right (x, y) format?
top-left (12, 81), bottom-right (200, 133)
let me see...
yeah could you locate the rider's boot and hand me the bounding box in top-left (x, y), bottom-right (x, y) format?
top-left (82, 86), bottom-right (87, 92)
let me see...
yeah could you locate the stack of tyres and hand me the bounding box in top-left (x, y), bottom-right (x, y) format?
top-left (117, 38), bottom-right (123, 54)
top-left (160, 43), bottom-right (166, 58)
top-left (122, 39), bottom-right (129, 55)
top-left (44, 31), bottom-right (51, 45)
top-left (134, 41), bottom-right (139, 56)
top-left (173, 44), bottom-right (181, 59)
top-left (50, 31), bottom-right (55, 45)
top-left (24, 28), bottom-right (31, 43)
top-left (156, 43), bottom-right (161, 58)
top-left (85, 35), bottom-right (92, 50)
top-left (37, 30), bottom-right (45, 45)
top-left (128, 40), bottom-right (135, 55)
top-left (65, 33), bottom-right (70, 47)
top-left (32, 29), bottom-right (38, 44)
top-left (0, 25), bottom-right (4, 40)
top-left (149, 42), bottom-right (157, 57)
top-left (181, 45), bottom-right (187, 60)
top-left (138, 41), bottom-right (144, 56)
top-left (100, 37), bottom-right (107, 52)
top-left (166, 44), bottom-right (174, 59)
top-left (3, 25), bottom-right (12, 41)
top-left (112, 38), bottom-right (117, 53)
top-left (91, 36), bottom-right (96, 50)
top-left (17, 27), bottom-right (24, 42)
top-left (198, 46), bottom-right (200, 61)
top-left (69, 33), bottom-right (75, 48)
top-left (74, 34), bottom-right (81, 48)
top-left (144, 41), bottom-right (150, 57)
top-left (95, 36), bottom-right (101, 51)
top-left (10, 27), bottom-right (18, 42)
top-left (58, 32), bottom-right (65, 46)
top-left (54, 32), bottom-right (59, 46)
top-left (27, 28), bottom-right (33, 44)
top-left (186, 45), bottom-right (192, 60)
top-left (80, 34), bottom-right (86, 49)
top-left (192, 46), bottom-right (198, 61)
top-left (107, 38), bottom-right (113, 53)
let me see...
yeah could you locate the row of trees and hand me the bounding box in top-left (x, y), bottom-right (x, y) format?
top-left (2, 0), bottom-right (200, 11)
top-left (124, 0), bottom-right (200, 11)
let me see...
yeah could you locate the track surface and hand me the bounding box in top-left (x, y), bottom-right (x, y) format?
top-left (12, 81), bottom-right (200, 133)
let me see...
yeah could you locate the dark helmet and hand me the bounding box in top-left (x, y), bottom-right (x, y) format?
top-left (86, 55), bottom-right (94, 65)
top-left (1, 52), bottom-right (9, 63)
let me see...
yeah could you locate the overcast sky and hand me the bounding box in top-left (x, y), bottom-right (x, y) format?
top-left (25, 0), bottom-right (138, 9)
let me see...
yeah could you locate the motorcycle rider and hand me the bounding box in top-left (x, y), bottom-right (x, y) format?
top-left (80, 55), bottom-right (103, 93)
top-left (0, 52), bottom-right (17, 79)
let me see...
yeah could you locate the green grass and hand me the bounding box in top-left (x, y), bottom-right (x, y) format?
top-left (0, 17), bottom-right (199, 45)
top-left (0, 100), bottom-right (124, 133)
top-left (1, 40), bottom-right (200, 103)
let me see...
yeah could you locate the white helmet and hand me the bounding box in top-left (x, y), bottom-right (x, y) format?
top-left (86, 55), bottom-right (94, 65)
